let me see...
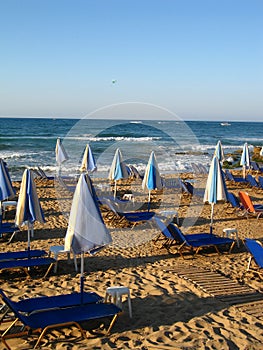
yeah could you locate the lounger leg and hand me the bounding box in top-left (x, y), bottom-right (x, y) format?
top-left (34, 322), bottom-right (87, 349)
top-left (106, 314), bottom-right (119, 335)
top-left (247, 256), bottom-right (252, 271)
top-left (228, 242), bottom-right (236, 253)
top-left (1, 317), bottom-right (20, 350)
top-left (43, 263), bottom-right (55, 279)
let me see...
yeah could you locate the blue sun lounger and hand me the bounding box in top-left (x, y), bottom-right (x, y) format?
top-left (154, 216), bottom-right (235, 257)
top-left (0, 289), bottom-right (103, 322)
top-left (0, 249), bottom-right (47, 261)
top-left (247, 174), bottom-right (259, 188)
top-left (244, 238), bottom-right (263, 274)
top-left (0, 256), bottom-right (56, 278)
top-left (0, 290), bottom-right (121, 349)
top-left (225, 169), bottom-right (247, 183)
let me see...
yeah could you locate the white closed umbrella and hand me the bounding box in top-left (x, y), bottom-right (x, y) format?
top-left (80, 144), bottom-right (97, 173)
top-left (64, 174), bottom-right (112, 301)
top-left (204, 155), bottom-right (228, 234)
top-left (240, 142), bottom-right (250, 179)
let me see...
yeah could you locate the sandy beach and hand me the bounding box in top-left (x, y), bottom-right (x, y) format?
top-left (1, 170), bottom-right (263, 350)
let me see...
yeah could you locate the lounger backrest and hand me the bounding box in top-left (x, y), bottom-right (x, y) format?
top-left (225, 169), bottom-right (235, 181)
top-left (227, 192), bottom-right (241, 208)
top-left (239, 191), bottom-right (255, 213)
top-left (154, 216), bottom-right (176, 240)
top-left (0, 289), bottom-right (28, 324)
top-left (165, 223), bottom-right (189, 245)
top-left (251, 161), bottom-right (260, 171)
top-left (244, 239), bottom-right (263, 268)
top-left (247, 174), bottom-right (258, 187)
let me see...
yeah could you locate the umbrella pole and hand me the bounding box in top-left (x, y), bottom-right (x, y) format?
top-left (210, 203), bottom-right (214, 234)
top-left (243, 165), bottom-right (246, 179)
top-left (114, 181), bottom-right (117, 199)
top-left (148, 191), bottom-right (151, 211)
top-left (80, 251), bottom-right (84, 303)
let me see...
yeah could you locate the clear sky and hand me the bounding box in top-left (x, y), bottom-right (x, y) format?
top-left (0, 0), bottom-right (262, 121)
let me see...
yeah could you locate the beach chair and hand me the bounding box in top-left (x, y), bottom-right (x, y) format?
top-left (238, 191), bottom-right (263, 219)
top-left (0, 289), bottom-right (103, 323)
top-left (244, 238), bottom-right (263, 276)
top-left (37, 166), bottom-right (54, 180)
top-left (0, 249), bottom-right (47, 261)
top-left (0, 220), bottom-right (19, 241)
top-left (225, 169), bottom-right (247, 183)
top-left (0, 256), bottom-right (56, 279)
top-left (100, 196), bottom-right (155, 227)
top-left (0, 290), bottom-right (121, 349)
top-left (226, 192), bottom-right (245, 216)
top-left (247, 174), bottom-right (260, 188)
top-left (154, 216), bottom-right (235, 256)
top-left (154, 216), bottom-right (209, 252)
top-left (250, 161), bottom-right (263, 173)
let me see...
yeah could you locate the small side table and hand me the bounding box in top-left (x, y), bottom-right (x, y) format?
top-left (49, 245), bottom-right (78, 273)
top-left (223, 228), bottom-right (239, 248)
top-left (105, 286), bottom-right (132, 318)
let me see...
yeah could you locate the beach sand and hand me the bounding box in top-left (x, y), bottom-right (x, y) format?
top-left (1, 171), bottom-right (263, 349)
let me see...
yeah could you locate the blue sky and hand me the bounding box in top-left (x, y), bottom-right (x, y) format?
top-left (0, 0), bottom-right (262, 121)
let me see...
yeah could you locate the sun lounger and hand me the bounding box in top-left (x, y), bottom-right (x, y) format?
top-left (0, 249), bottom-right (47, 261)
top-left (37, 166), bottom-right (54, 180)
top-left (238, 191), bottom-right (263, 219)
top-left (247, 174), bottom-right (259, 188)
top-left (244, 238), bottom-right (263, 275)
top-left (226, 192), bottom-right (245, 216)
top-left (0, 289), bottom-right (103, 323)
top-left (250, 161), bottom-right (263, 173)
top-left (0, 257), bottom-right (56, 278)
top-left (225, 169), bottom-right (247, 183)
top-left (100, 196), bottom-right (155, 226)
top-left (154, 216), bottom-right (235, 256)
top-left (0, 290), bottom-right (121, 349)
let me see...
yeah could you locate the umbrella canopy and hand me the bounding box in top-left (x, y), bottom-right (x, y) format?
top-left (142, 151), bottom-right (162, 209)
top-left (55, 138), bottom-right (68, 165)
top-left (204, 155), bottom-right (228, 233)
top-left (214, 140), bottom-right (224, 162)
top-left (0, 159), bottom-right (16, 201)
top-left (15, 169), bottom-right (45, 250)
top-left (240, 142), bottom-right (250, 178)
top-left (80, 144), bottom-right (97, 173)
top-left (64, 174), bottom-right (112, 298)
top-left (108, 148), bottom-right (129, 198)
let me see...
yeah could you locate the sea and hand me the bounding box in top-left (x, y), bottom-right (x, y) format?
top-left (1, 118), bottom-right (263, 181)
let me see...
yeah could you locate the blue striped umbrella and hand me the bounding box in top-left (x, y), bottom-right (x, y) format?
top-left (80, 144), bottom-right (97, 173)
top-left (214, 140), bottom-right (224, 162)
top-left (0, 159), bottom-right (16, 201)
top-left (142, 151), bottom-right (162, 210)
top-left (204, 155), bottom-right (228, 233)
top-left (108, 148), bottom-right (129, 198)
top-left (15, 169), bottom-right (45, 251)
top-left (240, 142), bottom-right (250, 179)
top-left (64, 174), bottom-right (112, 301)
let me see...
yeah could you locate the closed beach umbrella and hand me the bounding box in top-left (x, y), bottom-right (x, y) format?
top-left (0, 159), bottom-right (16, 202)
top-left (214, 140), bottom-right (224, 162)
top-left (204, 155), bottom-right (227, 234)
top-left (55, 138), bottom-right (68, 176)
top-left (80, 144), bottom-right (97, 173)
top-left (260, 146), bottom-right (263, 157)
top-left (15, 169), bottom-right (45, 251)
top-left (240, 142), bottom-right (250, 179)
top-left (64, 174), bottom-right (112, 300)
top-left (108, 148), bottom-right (129, 198)
top-left (142, 151), bottom-right (162, 210)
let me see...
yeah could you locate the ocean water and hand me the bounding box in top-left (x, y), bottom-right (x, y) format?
top-left (1, 118), bottom-right (263, 181)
